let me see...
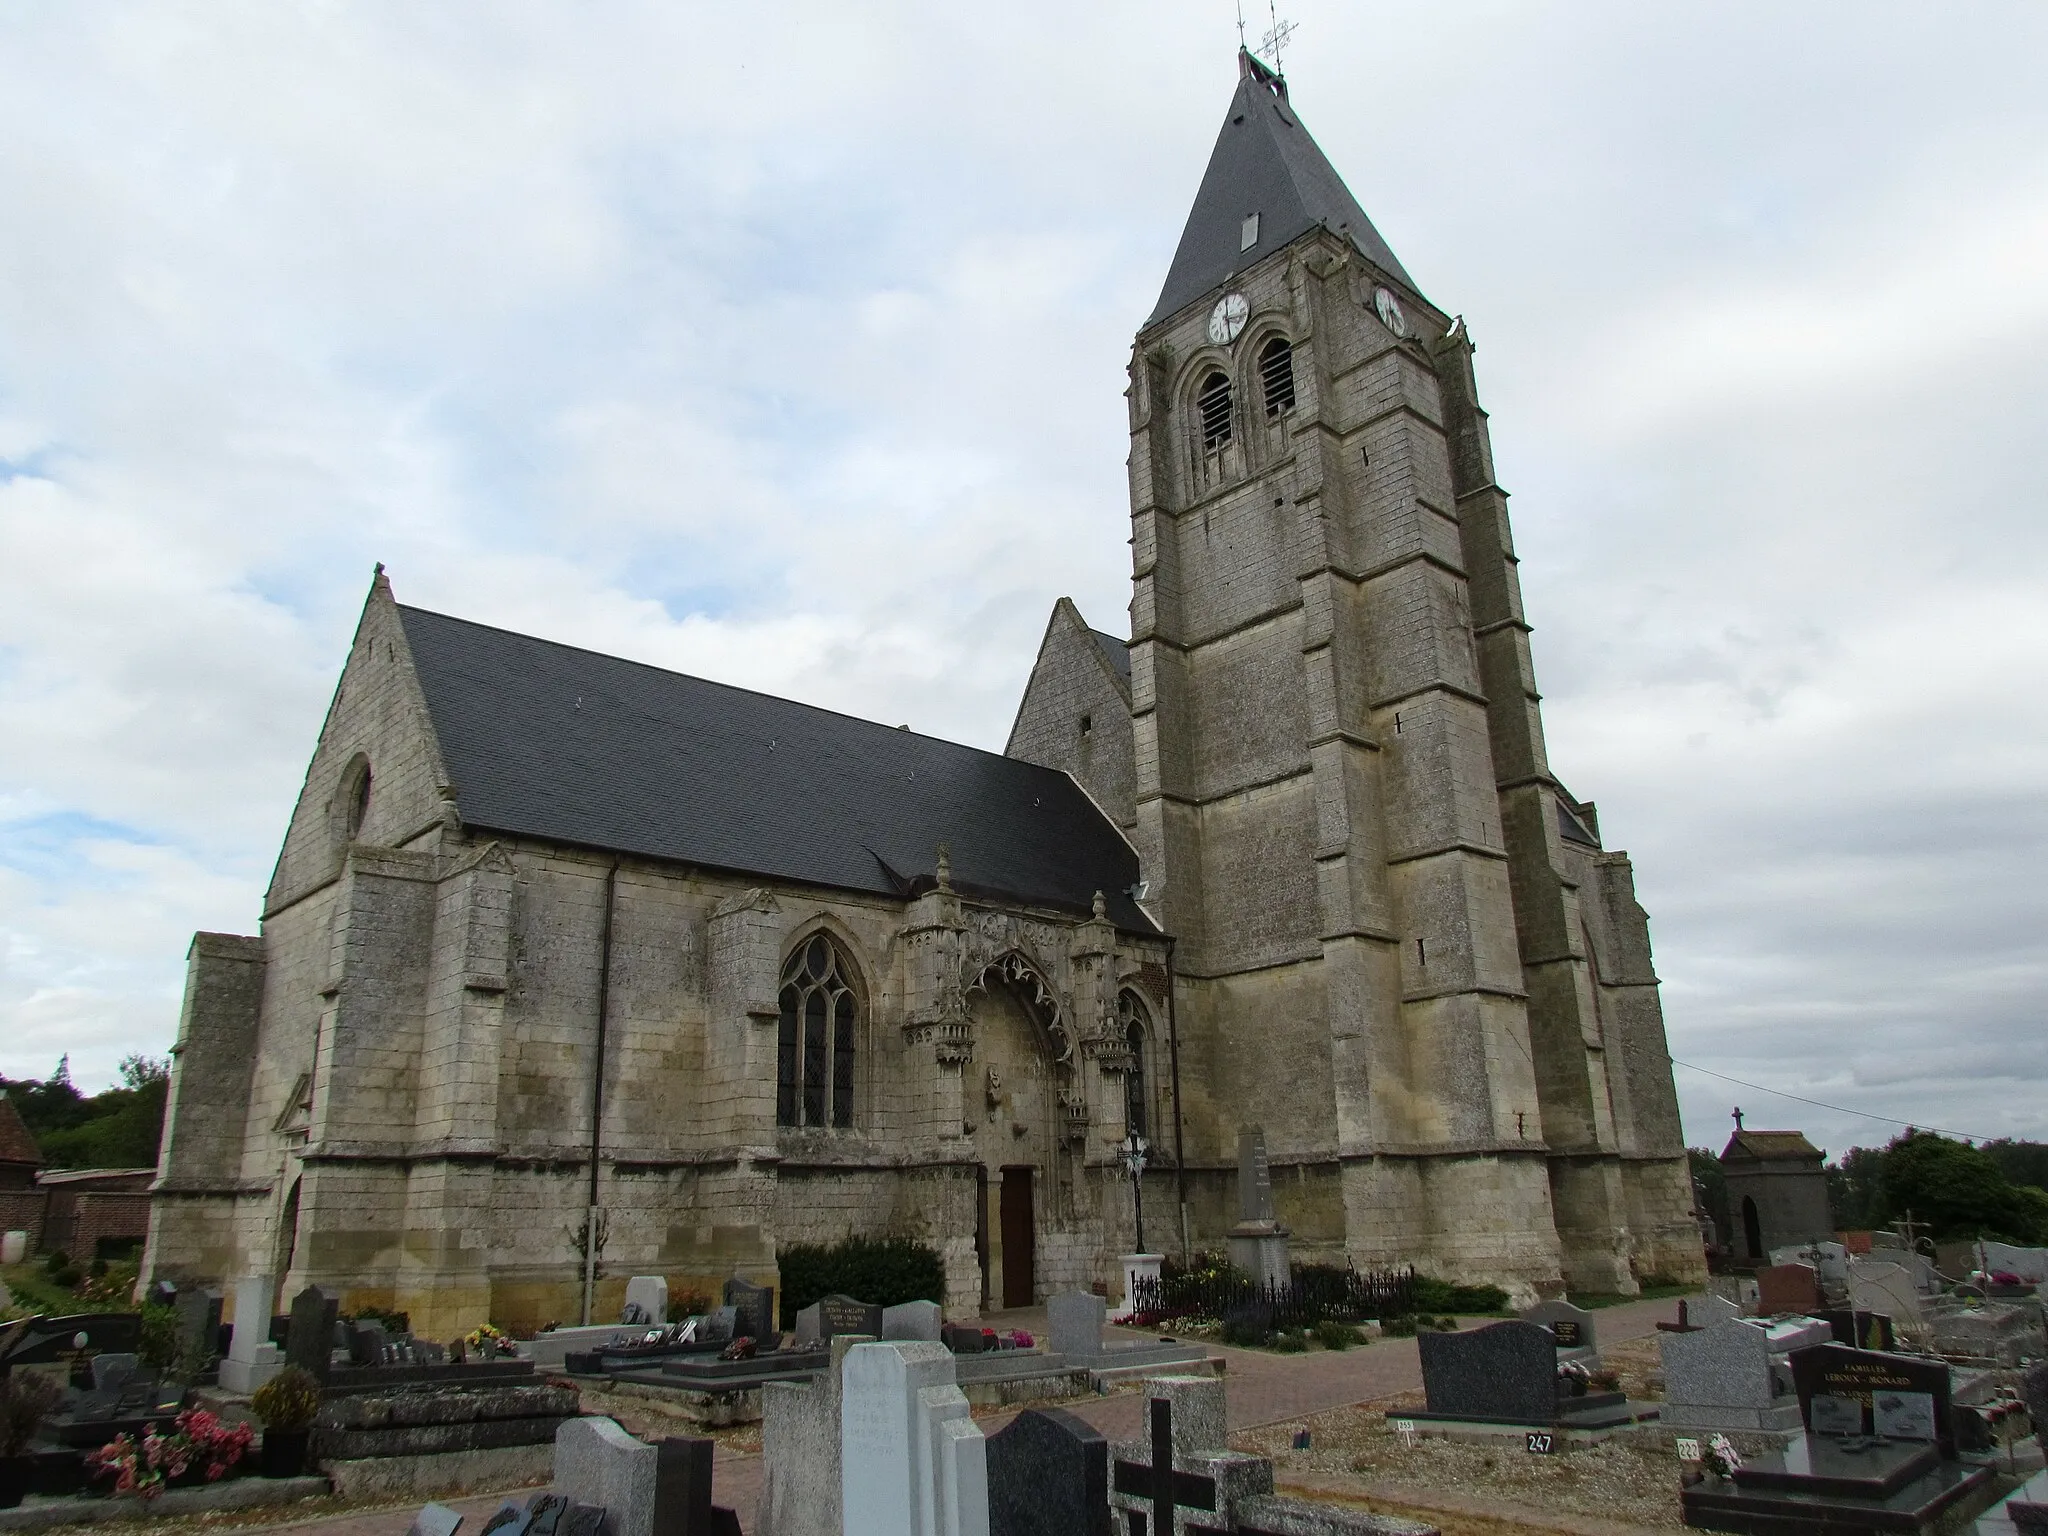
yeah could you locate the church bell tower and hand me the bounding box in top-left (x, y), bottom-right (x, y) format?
top-left (1121, 51), bottom-right (1699, 1296)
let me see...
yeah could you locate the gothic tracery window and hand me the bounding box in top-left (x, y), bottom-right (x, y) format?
top-left (1118, 988), bottom-right (1151, 1137)
top-left (777, 935), bottom-right (858, 1128)
top-left (1259, 336), bottom-right (1296, 417)
top-left (1196, 371), bottom-right (1233, 449)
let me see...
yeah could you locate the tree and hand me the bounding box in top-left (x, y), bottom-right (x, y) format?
top-left (1688, 1148), bottom-right (1730, 1245)
top-left (1828, 1145), bottom-right (1887, 1230)
top-left (0, 1055), bottom-right (173, 1171)
top-left (1874, 1130), bottom-right (2048, 1244)
top-left (1980, 1139), bottom-right (2048, 1194)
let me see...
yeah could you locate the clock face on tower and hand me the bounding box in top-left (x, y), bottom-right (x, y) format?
top-left (1373, 286), bottom-right (1409, 338)
top-left (1207, 293), bottom-right (1249, 346)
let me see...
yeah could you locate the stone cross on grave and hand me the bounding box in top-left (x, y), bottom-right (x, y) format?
top-left (1113, 1398), bottom-right (1215, 1536)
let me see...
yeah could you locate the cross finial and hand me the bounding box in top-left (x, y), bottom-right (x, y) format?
top-left (1235, 0), bottom-right (1248, 51)
top-left (1732, 1106), bottom-right (1745, 1131)
top-left (935, 842), bottom-right (952, 892)
top-left (1260, 0), bottom-right (1296, 76)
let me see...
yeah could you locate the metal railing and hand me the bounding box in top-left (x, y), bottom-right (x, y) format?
top-left (1127, 1264), bottom-right (1418, 1330)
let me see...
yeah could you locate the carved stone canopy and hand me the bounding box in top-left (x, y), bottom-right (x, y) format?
top-left (964, 949), bottom-right (1072, 1063)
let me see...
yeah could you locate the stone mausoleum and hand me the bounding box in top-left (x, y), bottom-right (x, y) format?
top-left (144, 52), bottom-right (1704, 1337)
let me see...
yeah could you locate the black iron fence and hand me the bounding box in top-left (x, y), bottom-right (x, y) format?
top-left (1127, 1264), bottom-right (1418, 1330)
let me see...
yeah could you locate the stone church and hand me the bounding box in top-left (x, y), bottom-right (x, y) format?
top-left (144, 52), bottom-right (1702, 1337)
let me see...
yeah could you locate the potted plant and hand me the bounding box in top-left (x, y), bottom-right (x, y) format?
top-left (250, 1367), bottom-right (320, 1478)
top-left (0, 1371), bottom-right (61, 1507)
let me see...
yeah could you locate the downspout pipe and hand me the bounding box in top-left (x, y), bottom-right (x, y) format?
top-left (1165, 934), bottom-right (1190, 1261)
top-left (581, 859), bottom-right (620, 1325)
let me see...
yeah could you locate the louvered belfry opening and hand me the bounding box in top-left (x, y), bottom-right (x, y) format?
top-left (1196, 370), bottom-right (1233, 449)
top-left (1260, 336), bottom-right (1296, 417)
top-left (776, 934), bottom-right (857, 1128)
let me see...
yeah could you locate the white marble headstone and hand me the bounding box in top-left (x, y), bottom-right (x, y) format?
top-left (840, 1341), bottom-right (987, 1536)
top-left (621, 1276), bottom-right (668, 1326)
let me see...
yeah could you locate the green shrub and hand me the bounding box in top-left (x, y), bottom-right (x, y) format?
top-left (1272, 1330), bottom-right (1309, 1353)
top-left (1219, 1312), bottom-right (1273, 1348)
top-left (51, 1264), bottom-right (82, 1289)
top-left (251, 1366), bottom-right (321, 1430)
top-left (1381, 1315), bottom-right (1417, 1337)
top-left (1312, 1320), bottom-right (1364, 1350)
top-left (1409, 1277), bottom-right (1509, 1315)
top-left (776, 1235), bottom-right (944, 1327)
top-left (137, 1302), bottom-right (178, 1371)
top-left (41, 1250), bottom-right (69, 1275)
top-left (341, 1305), bottom-right (410, 1334)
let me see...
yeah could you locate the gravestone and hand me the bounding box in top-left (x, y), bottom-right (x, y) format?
top-left (479, 1502), bottom-right (531, 1536)
top-left (757, 1334), bottom-right (869, 1536)
top-left (1755, 1262), bottom-right (1822, 1314)
top-left (171, 1289), bottom-right (220, 1380)
top-left (623, 1277), bottom-right (668, 1328)
top-left (1520, 1301), bottom-right (1598, 1366)
top-left (723, 1279), bottom-right (774, 1341)
top-left (1107, 1377), bottom-right (1272, 1535)
top-left (1789, 1342), bottom-right (1957, 1457)
top-left (90, 1352), bottom-right (141, 1392)
top-left (1413, 1320), bottom-right (1632, 1429)
top-left (1815, 1308), bottom-right (1895, 1351)
top-left (1929, 1297), bottom-right (2043, 1364)
top-left (1658, 1319), bottom-right (1813, 1432)
top-left (407, 1504), bottom-right (465, 1536)
top-left (1224, 1125), bottom-right (1290, 1290)
top-left (796, 1295), bottom-right (883, 1346)
top-left (941, 1323), bottom-right (985, 1355)
top-left (1980, 1241), bottom-right (2048, 1285)
top-left (561, 1509), bottom-right (605, 1536)
top-left (555, 1417), bottom-right (658, 1536)
top-left (287, 1284), bottom-right (339, 1379)
top-left (839, 1340), bottom-right (986, 1536)
top-left (1692, 1292), bottom-right (1745, 1327)
top-left (986, 1407), bottom-right (1109, 1536)
top-left (1048, 1292), bottom-right (1106, 1359)
top-left (698, 1308), bottom-right (737, 1346)
top-left (526, 1493), bottom-right (569, 1536)
top-left (1771, 1241), bottom-right (1848, 1291)
top-left (652, 1436), bottom-right (742, 1536)
top-left (882, 1301), bottom-right (943, 1343)
top-left (1847, 1259), bottom-right (1923, 1328)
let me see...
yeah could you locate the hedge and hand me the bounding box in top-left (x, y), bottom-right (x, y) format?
top-left (776, 1235), bottom-right (945, 1327)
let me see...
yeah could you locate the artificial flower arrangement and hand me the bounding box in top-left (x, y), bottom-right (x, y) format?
top-left (87, 1409), bottom-right (254, 1499)
top-left (1700, 1433), bottom-right (1744, 1480)
top-left (462, 1323), bottom-right (518, 1358)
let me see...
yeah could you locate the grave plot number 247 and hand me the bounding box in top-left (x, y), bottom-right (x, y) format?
top-left (1525, 1432), bottom-right (1556, 1455)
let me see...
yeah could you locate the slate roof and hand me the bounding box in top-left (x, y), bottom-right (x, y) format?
top-left (1556, 798), bottom-right (1600, 849)
top-left (1090, 629), bottom-right (1131, 688)
top-left (1147, 51), bottom-right (1419, 329)
top-left (0, 1095), bottom-right (40, 1167)
top-left (1722, 1131), bottom-right (1824, 1164)
top-left (397, 605), bottom-right (1157, 932)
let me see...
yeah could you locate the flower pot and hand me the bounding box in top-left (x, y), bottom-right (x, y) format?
top-left (0, 1456), bottom-right (31, 1509)
top-left (259, 1429), bottom-right (310, 1479)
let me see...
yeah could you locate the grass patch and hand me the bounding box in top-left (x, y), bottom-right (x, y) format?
top-left (2, 1263), bottom-right (82, 1316)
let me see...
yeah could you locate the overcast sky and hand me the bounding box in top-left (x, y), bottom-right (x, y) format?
top-left (2, 3), bottom-right (2044, 1161)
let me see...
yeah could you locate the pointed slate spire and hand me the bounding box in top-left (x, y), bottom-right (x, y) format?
top-left (1146, 51), bottom-right (1418, 329)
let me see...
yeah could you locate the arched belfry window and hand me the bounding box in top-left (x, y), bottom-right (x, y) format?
top-left (1118, 988), bottom-right (1151, 1137)
top-left (778, 935), bottom-right (858, 1128)
top-left (1259, 336), bottom-right (1296, 417)
top-left (1196, 371), bottom-right (1233, 450)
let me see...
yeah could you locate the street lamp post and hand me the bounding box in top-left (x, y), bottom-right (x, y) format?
top-left (1120, 1131), bottom-right (1150, 1256)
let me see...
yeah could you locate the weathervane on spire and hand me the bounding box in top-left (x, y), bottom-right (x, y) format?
top-left (1260, 0), bottom-right (1297, 76)
top-left (1235, 0), bottom-right (1248, 52)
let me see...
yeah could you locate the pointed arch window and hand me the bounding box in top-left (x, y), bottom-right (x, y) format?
top-left (1118, 988), bottom-right (1151, 1137)
top-left (1259, 336), bottom-right (1296, 417)
top-left (777, 935), bottom-right (858, 1128)
top-left (1196, 371), bottom-right (1233, 449)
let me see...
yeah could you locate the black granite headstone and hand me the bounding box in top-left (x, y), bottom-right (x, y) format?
top-left (815, 1295), bottom-right (883, 1341)
top-left (348, 1321), bottom-right (388, 1366)
top-left (171, 1289), bottom-right (220, 1380)
top-left (942, 1323), bottom-right (985, 1354)
top-left (1790, 1343), bottom-right (1957, 1458)
top-left (287, 1285), bottom-right (339, 1379)
top-left (0, 1312), bottom-right (142, 1375)
top-left (478, 1500), bottom-right (531, 1536)
top-left (1418, 1321), bottom-right (1561, 1424)
top-left (1816, 1309), bottom-right (1896, 1352)
top-left (723, 1280), bottom-right (773, 1340)
top-left (559, 1507), bottom-right (605, 1536)
top-left (652, 1436), bottom-right (742, 1536)
top-left (987, 1407), bottom-right (1111, 1536)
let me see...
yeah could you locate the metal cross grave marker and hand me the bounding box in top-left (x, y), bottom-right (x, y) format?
top-left (1110, 1396), bottom-right (1216, 1536)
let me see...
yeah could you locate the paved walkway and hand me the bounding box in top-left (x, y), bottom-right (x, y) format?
top-left (209, 1294), bottom-right (1696, 1536)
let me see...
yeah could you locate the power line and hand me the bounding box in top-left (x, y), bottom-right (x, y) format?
top-left (1668, 1057), bottom-right (2009, 1145)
